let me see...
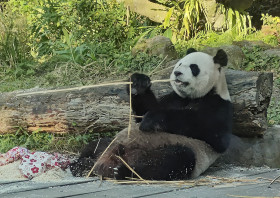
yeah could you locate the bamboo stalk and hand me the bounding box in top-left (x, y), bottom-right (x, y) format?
top-left (16, 79), bottom-right (171, 97)
top-left (127, 79), bottom-right (132, 138)
top-left (269, 174), bottom-right (280, 186)
top-left (103, 176), bottom-right (269, 187)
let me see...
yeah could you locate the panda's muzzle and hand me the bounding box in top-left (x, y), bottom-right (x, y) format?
top-left (175, 79), bottom-right (190, 86)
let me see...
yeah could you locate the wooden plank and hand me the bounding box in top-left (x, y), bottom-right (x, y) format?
top-left (0, 179), bottom-right (28, 185)
top-left (1, 180), bottom-right (179, 198)
top-left (0, 179), bottom-right (96, 196)
top-left (1, 168), bottom-right (279, 198)
top-left (142, 183), bottom-right (280, 198)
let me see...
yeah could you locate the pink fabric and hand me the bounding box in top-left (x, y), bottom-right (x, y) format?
top-left (0, 147), bottom-right (70, 179)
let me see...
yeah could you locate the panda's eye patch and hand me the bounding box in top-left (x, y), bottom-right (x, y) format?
top-left (190, 64), bottom-right (200, 77)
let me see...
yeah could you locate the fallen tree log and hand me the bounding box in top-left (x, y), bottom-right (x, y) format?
top-left (0, 69), bottom-right (273, 137)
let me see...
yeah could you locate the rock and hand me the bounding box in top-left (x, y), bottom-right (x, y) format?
top-left (132, 36), bottom-right (178, 61)
top-left (200, 0), bottom-right (225, 30)
top-left (263, 48), bottom-right (280, 57)
top-left (219, 125), bottom-right (280, 167)
top-left (202, 45), bottom-right (245, 70)
top-left (117, 0), bottom-right (168, 23)
top-left (232, 40), bottom-right (273, 49)
top-left (213, 14), bottom-right (226, 31)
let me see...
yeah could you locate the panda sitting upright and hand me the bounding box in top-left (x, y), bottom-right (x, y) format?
top-left (71, 48), bottom-right (233, 180)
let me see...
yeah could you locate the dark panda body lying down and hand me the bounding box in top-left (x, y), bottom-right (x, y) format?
top-left (70, 48), bottom-right (233, 180)
top-left (92, 123), bottom-right (220, 180)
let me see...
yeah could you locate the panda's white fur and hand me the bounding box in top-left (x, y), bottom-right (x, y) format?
top-left (170, 52), bottom-right (231, 101)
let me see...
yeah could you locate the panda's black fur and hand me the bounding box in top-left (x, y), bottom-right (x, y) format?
top-left (70, 48), bottom-right (233, 180)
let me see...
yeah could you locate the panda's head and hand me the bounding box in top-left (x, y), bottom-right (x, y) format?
top-left (170, 49), bottom-right (230, 100)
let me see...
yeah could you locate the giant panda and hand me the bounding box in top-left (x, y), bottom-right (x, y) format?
top-left (70, 48), bottom-right (233, 180)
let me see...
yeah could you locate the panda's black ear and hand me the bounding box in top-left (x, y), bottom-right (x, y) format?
top-left (186, 48), bottom-right (197, 55)
top-left (213, 49), bottom-right (228, 67)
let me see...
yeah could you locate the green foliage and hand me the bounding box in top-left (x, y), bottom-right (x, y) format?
top-left (261, 14), bottom-right (280, 26)
top-left (174, 28), bottom-right (279, 57)
top-left (219, 4), bottom-right (252, 34)
top-left (268, 98), bottom-right (280, 126)
top-left (241, 46), bottom-right (280, 72)
top-left (161, 0), bottom-right (209, 41)
top-left (8, 0), bottom-right (144, 55)
top-left (0, 4), bottom-right (32, 68)
top-left (0, 127), bottom-right (53, 153)
top-left (0, 127), bottom-right (116, 153)
top-left (158, 0), bottom-right (252, 42)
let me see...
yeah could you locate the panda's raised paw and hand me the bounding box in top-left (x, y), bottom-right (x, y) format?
top-left (128, 73), bottom-right (151, 95)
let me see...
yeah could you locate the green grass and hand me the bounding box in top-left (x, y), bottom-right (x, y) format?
top-left (175, 29), bottom-right (279, 57)
top-left (268, 99), bottom-right (280, 126)
top-left (0, 52), bottom-right (164, 92)
top-left (0, 127), bottom-right (116, 153)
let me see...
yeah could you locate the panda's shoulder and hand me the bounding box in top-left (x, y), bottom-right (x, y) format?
top-left (202, 91), bottom-right (232, 110)
top-left (159, 91), bottom-right (189, 105)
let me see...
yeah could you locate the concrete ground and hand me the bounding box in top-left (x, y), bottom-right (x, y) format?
top-left (1, 165), bottom-right (279, 198)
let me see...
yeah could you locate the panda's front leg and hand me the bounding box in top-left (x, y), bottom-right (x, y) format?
top-left (128, 73), bottom-right (159, 123)
top-left (139, 109), bottom-right (193, 134)
top-left (139, 110), bottom-right (166, 132)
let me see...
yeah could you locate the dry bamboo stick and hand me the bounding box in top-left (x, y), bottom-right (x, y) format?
top-left (104, 176), bottom-right (269, 186)
top-left (269, 174), bottom-right (280, 186)
top-left (16, 79), bottom-right (171, 97)
top-left (127, 79), bottom-right (132, 138)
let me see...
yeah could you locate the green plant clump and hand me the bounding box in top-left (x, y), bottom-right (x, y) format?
top-left (0, 127), bottom-right (116, 154)
top-left (268, 99), bottom-right (280, 126)
top-left (241, 46), bottom-right (280, 72)
top-left (155, 0), bottom-right (252, 43)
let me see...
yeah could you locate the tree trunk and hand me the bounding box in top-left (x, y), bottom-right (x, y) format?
top-left (0, 69), bottom-right (273, 137)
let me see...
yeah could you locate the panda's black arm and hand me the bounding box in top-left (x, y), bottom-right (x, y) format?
top-left (130, 89), bottom-right (159, 122)
top-left (127, 73), bottom-right (159, 123)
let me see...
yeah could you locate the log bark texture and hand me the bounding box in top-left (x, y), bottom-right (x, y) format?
top-left (0, 69), bottom-right (273, 137)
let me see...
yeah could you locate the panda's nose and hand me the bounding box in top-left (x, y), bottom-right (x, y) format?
top-left (174, 71), bottom-right (182, 77)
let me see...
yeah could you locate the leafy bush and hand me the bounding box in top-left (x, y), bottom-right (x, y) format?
top-left (0, 4), bottom-right (32, 68)
top-left (268, 99), bottom-right (280, 126)
top-left (8, 0), bottom-right (145, 56)
top-left (156, 0), bottom-right (252, 42)
top-left (241, 46), bottom-right (280, 72)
